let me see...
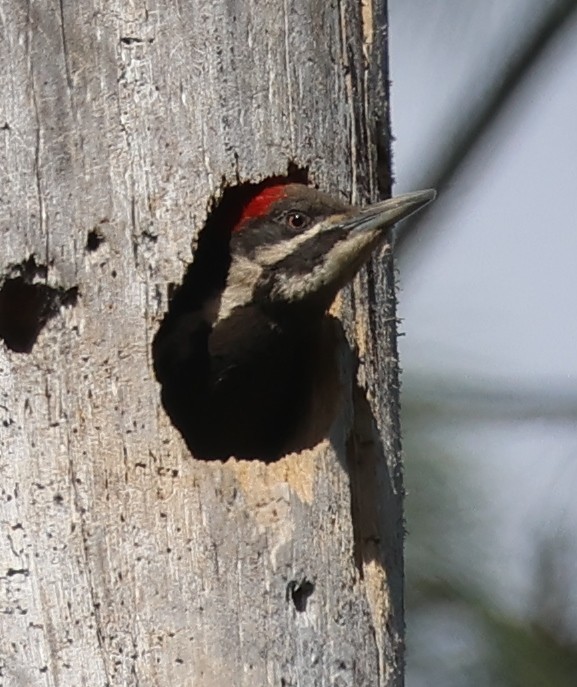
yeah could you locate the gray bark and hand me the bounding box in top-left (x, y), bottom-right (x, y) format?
top-left (0, 1), bottom-right (403, 685)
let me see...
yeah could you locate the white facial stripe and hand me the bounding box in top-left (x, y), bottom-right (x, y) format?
top-left (216, 216), bottom-right (390, 323)
top-left (271, 228), bottom-right (385, 303)
top-left (254, 215), bottom-right (349, 266)
top-left (217, 255), bottom-right (262, 322)
top-left (271, 263), bottom-right (326, 302)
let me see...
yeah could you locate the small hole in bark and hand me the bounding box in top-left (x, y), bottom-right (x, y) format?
top-left (286, 578), bottom-right (314, 612)
top-left (0, 258), bottom-right (78, 353)
top-left (86, 228), bottom-right (105, 252)
top-left (152, 164), bottom-right (344, 462)
top-left (120, 36), bottom-right (144, 45)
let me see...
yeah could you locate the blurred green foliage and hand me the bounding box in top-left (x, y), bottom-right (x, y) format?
top-left (403, 379), bottom-right (577, 686)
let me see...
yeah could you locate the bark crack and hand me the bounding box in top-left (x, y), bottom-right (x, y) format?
top-left (68, 458), bottom-right (112, 687)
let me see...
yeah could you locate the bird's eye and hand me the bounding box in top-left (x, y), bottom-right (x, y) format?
top-left (285, 211), bottom-right (309, 230)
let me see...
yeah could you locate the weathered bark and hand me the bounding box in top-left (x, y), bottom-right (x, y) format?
top-left (0, 1), bottom-right (403, 686)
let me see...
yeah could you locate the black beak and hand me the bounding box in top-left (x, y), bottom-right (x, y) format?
top-left (339, 189), bottom-right (436, 235)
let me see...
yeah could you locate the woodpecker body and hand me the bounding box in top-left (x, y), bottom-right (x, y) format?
top-left (153, 183), bottom-right (434, 460)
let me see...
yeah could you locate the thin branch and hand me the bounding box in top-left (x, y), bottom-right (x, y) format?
top-left (403, 374), bottom-right (577, 424)
top-left (395, 0), bottom-right (577, 259)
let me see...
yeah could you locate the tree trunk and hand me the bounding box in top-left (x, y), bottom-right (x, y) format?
top-left (0, 1), bottom-right (403, 685)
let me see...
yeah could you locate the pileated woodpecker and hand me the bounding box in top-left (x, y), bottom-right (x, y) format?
top-left (153, 183), bottom-right (435, 461)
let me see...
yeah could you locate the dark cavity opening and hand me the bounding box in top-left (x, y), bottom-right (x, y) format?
top-left (286, 578), bottom-right (315, 612)
top-left (0, 257), bottom-right (78, 353)
top-left (152, 165), bottom-right (346, 462)
top-left (86, 227), bottom-right (105, 252)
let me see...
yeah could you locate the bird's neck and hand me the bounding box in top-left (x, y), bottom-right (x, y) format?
top-left (207, 302), bottom-right (320, 367)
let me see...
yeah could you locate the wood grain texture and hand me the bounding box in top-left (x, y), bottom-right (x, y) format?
top-left (0, 0), bottom-right (402, 685)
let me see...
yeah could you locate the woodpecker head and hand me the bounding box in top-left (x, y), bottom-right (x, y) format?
top-left (215, 183), bottom-right (435, 323)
